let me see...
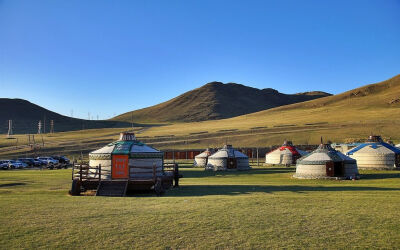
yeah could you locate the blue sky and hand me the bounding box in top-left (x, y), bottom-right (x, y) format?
top-left (1, 0), bottom-right (399, 119)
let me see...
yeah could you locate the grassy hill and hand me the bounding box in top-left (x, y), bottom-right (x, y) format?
top-left (0, 99), bottom-right (132, 134)
top-left (112, 82), bottom-right (330, 123)
top-left (1, 74), bottom-right (399, 159)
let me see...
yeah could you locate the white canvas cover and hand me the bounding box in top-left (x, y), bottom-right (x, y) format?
top-left (206, 145), bottom-right (250, 171)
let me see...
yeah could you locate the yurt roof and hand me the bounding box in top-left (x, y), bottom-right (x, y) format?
top-left (346, 139), bottom-right (400, 156)
top-left (267, 141), bottom-right (308, 156)
top-left (195, 149), bottom-right (214, 158)
top-left (268, 143), bottom-right (300, 155)
top-left (209, 145), bottom-right (248, 159)
top-left (297, 144), bottom-right (356, 165)
top-left (90, 132), bottom-right (162, 156)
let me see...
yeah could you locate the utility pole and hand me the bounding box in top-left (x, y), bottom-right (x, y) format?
top-left (37, 120), bottom-right (42, 134)
top-left (50, 120), bottom-right (54, 134)
top-left (7, 120), bottom-right (13, 138)
top-left (43, 115), bottom-right (46, 134)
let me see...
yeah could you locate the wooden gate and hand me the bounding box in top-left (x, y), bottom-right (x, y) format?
top-left (326, 161), bottom-right (334, 177)
top-left (112, 155), bottom-right (129, 179)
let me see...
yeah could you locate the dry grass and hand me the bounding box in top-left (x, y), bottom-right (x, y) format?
top-left (0, 168), bottom-right (400, 249)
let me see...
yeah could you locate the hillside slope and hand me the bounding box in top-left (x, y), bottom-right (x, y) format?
top-left (112, 82), bottom-right (331, 123)
top-left (0, 99), bottom-right (131, 134)
top-left (135, 74), bottom-right (400, 143)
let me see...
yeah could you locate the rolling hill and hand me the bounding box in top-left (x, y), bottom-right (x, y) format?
top-left (127, 73), bottom-right (400, 146)
top-left (112, 82), bottom-right (331, 123)
top-left (0, 99), bottom-right (131, 134)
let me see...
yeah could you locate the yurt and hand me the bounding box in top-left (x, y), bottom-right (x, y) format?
top-left (88, 132), bottom-right (164, 180)
top-left (265, 141), bottom-right (308, 166)
top-left (194, 148), bottom-right (215, 167)
top-left (294, 143), bottom-right (359, 179)
top-left (346, 135), bottom-right (400, 170)
top-left (206, 145), bottom-right (250, 171)
top-left (395, 144), bottom-right (400, 149)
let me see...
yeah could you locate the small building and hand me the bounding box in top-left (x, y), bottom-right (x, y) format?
top-left (89, 132), bottom-right (164, 180)
top-left (265, 141), bottom-right (308, 166)
top-left (194, 148), bottom-right (215, 167)
top-left (346, 135), bottom-right (400, 170)
top-left (294, 143), bottom-right (359, 179)
top-left (70, 132), bottom-right (180, 196)
top-left (206, 145), bottom-right (250, 171)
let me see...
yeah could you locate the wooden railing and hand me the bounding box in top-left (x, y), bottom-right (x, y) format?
top-left (72, 164), bottom-right (105, 181)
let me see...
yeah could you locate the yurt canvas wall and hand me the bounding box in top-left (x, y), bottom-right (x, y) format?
top-left (346, 136), bottom-right (400, 170)
top-left (88, 132), bottom-right (164, 180)
top-left (194, 148), bottom-right (215, 167)
top-left (265, 141), bottom-right (308, 165)
top-left (206, 145), bottom-right (250, 171)
top-left (294, 144), bottom-right (359, 179)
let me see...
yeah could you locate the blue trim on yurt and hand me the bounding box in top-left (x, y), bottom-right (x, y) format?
top-left (346, 142), bottom-right (400, 155)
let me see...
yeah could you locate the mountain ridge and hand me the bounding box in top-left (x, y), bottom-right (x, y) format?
top-left (112, 82), bottom-right (331, 123)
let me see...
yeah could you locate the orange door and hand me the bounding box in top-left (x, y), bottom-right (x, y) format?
top-left (112, 155), bottom-right (129, 179)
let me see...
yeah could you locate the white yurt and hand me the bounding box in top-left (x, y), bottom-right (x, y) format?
top-left (346, 135), bottom-right (400, 170)
top-left (206, 145), bottom-right (250, 171)
top-left (294, 143), bottom-right (359, 179)
top-left (88, 132), bottom-right (164, 180)
top-left (265, 141), bottom-right (308, 166)
top-left (395, 144), bottom-right (400, 149)
top-left (194, 148), bottom-right (215, 167)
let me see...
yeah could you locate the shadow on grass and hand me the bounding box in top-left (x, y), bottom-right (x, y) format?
top-left (181, 168), bottom-right (295, 178)
top-left (0, 182), bottom-right (27, 188)
top-left (166, 185), bottom-right (400, 197)
top-left (361, 173), bottom-right (400, 180)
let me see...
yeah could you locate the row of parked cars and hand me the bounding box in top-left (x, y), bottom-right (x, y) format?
top-left (0, 156), bottom-right (71, 170)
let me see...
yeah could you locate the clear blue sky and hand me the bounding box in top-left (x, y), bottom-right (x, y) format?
top-left (1, 0), bottom-right (399, 120)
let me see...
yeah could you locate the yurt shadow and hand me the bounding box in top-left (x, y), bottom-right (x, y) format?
top-left (182, 168), bottom-right (294, 179)
top-left (0, 182), bottom-right (28, 188)
top-left (359, 172), bottom-right (400, 180)
top-left (165, 185), bottom-right (400, 197)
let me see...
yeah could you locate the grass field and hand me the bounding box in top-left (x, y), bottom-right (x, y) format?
top-left (1, 167), bottom-right (400, 249)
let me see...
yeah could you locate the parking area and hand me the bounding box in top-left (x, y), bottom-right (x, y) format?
top-left (0, 156), bottom-right (72, 170)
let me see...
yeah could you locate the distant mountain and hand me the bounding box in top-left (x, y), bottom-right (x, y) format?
top-left (0, 99), bottom-right (130, 134)
top-left (112, 82), bottom-right (331, 123)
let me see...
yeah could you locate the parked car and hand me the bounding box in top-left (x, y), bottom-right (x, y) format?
top-left (36, 157), bottom-right (59, 169)
top-left (51, 156), bottom-right (71, 168)
top-left (4, 160), bottom-right (27, 169)
top-left (0, 160), bottom-right (9, 170)
top-left (18, 158), bottom-right (36, 167)
top-left (51, 156), bottom-right (70, 165)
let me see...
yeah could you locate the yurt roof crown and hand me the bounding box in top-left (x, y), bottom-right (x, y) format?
top-left (297, 143), bottom-right (356, 165)
top-left (119, 132), bottom-right (136, 141)
top-left (282, 141), bottom-right (293, 146)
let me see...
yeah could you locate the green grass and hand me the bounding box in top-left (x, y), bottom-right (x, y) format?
top-left (1, 167), bottom-right (400, 249)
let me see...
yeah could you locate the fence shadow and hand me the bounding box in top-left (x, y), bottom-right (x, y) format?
top-left (181, 168), bottom-right (295, 178)
top-left (166, 185), bottom-right (400, 197)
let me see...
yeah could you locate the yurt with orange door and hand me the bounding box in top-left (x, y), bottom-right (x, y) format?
top-left (294, 143), bottom-right (359, 179)
top-left (206, 145), bottom-right (250, 171)
top-left (88, 132), bottom-right (164, 180)
top-left (265, 141), bottom-right (308, 166)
